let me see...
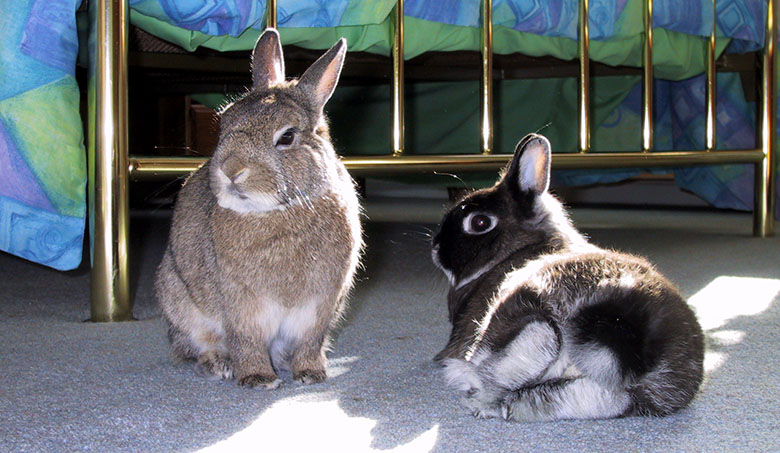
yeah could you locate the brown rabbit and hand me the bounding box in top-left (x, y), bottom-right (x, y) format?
top-left (155, 29), bottom-right (362, 389)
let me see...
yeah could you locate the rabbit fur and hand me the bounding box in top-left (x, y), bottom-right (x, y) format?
top-left (155, 29), bottom-right (362, 389)
top-left (431, 134), bottom-right (704, 421)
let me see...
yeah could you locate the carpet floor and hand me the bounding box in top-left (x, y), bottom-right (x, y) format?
top-left (2, 204), bottom-right (778, 452)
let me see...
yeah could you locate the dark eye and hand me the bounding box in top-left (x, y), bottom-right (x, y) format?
top-left (463, 212), bottom-right (496, 235)
top-left (276, 129), bottom-right (295, 146)
top-left (471, 215), bottom-right (491, 232)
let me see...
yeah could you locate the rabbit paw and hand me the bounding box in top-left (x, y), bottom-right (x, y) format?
top-left (463, 387), bottom-right (506, 420)
top-left (293, 369), bottom-right (327, 385)
top-left (500, 393), bottom-right (546, 422)
top-left (238, 374), bottom-right (282, 389)
top-left (195, 352), bottom-right (233, 380)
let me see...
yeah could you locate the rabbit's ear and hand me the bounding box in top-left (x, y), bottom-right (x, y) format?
top-left (297, 38), bottom-right (347, 111)
top-left (252, 28), bottom-right (285, 89)
top-left (503, 133), bottom-right (551, 195)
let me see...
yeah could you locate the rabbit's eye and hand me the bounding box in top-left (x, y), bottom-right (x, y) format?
top-left (463, 212), bottom-right (497, 235)
top-left (471, 215), bottom-right (491, 232)
top-left (276, 129), bottom-right (296, 146)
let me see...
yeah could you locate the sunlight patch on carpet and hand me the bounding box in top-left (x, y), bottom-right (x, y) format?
top-left (326, 355), bottom-right (359, 379)
top-left (199, 398), bottom-right (439, 452)
top-left (688, 276), bottom-right (780, 331)
top-left (703, 351), bottom-right (726, 374)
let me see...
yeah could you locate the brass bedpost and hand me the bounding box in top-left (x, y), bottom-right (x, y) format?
top-left (88, 0), bottom-right (132, 321)
top-left (392, 0), bottom-right (405, 156)
top-left (755, 0), bottom-right (777, 236)
top-left (579, 0), bottom-right (591, 153)
top-left (481, 0), bottom-right (494, 155)
top-left (266, 0), bottom-right (277, 29)
top-left (643, 0), bottom-right (654, 152)
top-left (705, 0), bottom-right (717, 151)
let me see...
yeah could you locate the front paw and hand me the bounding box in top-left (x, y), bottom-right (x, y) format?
top-left (238, 374), bottom-right (282, 389)
top-left (195, 352), bottom-right (233, 380)
top-left (463, 388), bottom-right (506, 420)
top-left (293, 368), bottom-right (327, 385)
top-left (500, 393), bottom-right (545, 422)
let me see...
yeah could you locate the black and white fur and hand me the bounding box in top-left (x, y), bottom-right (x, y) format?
top-left (431, 134), bottom-right (704, 421)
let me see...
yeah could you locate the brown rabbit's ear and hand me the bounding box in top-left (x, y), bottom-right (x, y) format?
top-left (252, 28), bottom-right (285, 89)
top-left (297, 38), bottom-right (347, 112)
top-left (502, 133), bottom-right (551, 195)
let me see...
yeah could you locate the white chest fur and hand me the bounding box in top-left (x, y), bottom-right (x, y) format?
top-left (255, 301), bottom-right (320, 367)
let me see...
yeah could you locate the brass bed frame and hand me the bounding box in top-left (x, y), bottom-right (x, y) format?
top-left (87, 0), bottom-right (777, 321)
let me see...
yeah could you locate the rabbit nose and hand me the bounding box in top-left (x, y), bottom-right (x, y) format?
top-left (221, 156), bottom-right (249, 183)
top-left (230, 168), bottom-right (250, 184)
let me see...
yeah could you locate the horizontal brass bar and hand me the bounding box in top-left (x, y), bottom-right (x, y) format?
top-left (130, 149), bottom-right (765, 179)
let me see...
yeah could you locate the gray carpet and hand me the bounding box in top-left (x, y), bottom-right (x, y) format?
top-left (2, 203), bottom-right (779, 452)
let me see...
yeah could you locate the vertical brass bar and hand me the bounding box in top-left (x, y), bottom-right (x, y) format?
top-left (481, 0), bottom-right (494, 155)
top-left (579, 0), bottom-right (591, 153)
top-left (705, 0), bottom-right (717, 151)
top-left (88, 0), bottom-right (132, 321)
top-left (755, 0), bottom-right (776, 236)
top-left (266, 0), bottom-right (277, 29)
top-left (392, 0), bottom-right (405, 156)
top-left (643, 0), bottom-right (654, 152)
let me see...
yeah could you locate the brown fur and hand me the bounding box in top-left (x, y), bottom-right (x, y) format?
top-left (155, 29), bottom-right (362, 388)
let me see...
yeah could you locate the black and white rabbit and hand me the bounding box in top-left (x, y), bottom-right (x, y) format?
top-left (155, 29), bottom-right (362, 389)
top-left (431, 133), bottom-right (704, 421)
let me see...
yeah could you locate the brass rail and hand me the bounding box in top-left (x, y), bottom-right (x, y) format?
top-left (266, 0), bottom-right (276, 29)
top-left (88, 0), bottom-right (131, 322)
top-left (643, 0), bottom-right (654, 152)
top-left (481, 0), bottom-right (493, 155)
top-left (755, 0), bottom-right (777, 236)
top-left (392, 0), bottom-right (405, 156)
top-left (90, 0), bottom-right (777, 320)
top-left (706, 0), bottom-right (717, 151)
top-left (579, 0), bottom-right (591, 152)
top-left (130, 149), bottom-right (767, 179)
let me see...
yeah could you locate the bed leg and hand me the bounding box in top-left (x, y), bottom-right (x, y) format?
top-left (87, 0), bottom-right (133, 321)
top-left (754, 158), bottom-right (776, 238)
top-left (754, 0), bottom-right (777, 237)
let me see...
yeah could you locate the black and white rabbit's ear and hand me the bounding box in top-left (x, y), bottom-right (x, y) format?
top-left (297, 38), bottom-right (347, 111)
top-left (252, 28), bottom-right (285, 89)
top-left (502, 133), bottom-right (551, 195)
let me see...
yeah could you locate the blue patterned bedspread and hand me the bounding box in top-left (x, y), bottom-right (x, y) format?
top-left (0, 0), bottom-right (775, 270)
top-left (0, 0), bottom-right (85, 271)
top-left (128, 0), bottom-right (766, 50)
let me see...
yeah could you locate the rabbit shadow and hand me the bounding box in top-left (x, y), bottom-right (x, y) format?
top-left (127, 208), bottom-right (173, 320)
top-left (329, 220), bottom-right (449, 340)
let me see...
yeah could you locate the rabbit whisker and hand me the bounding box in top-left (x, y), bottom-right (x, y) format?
top-left (535, 122), bottom-right (552, 134)
top-left (433, 171), bottom-right (469, 190)
top-left (294, 185), bottom-right (314, 211)
top-left (142, 173), bottom-right (191, 212)
top-left (402, 229), bottom-right (434, 242)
